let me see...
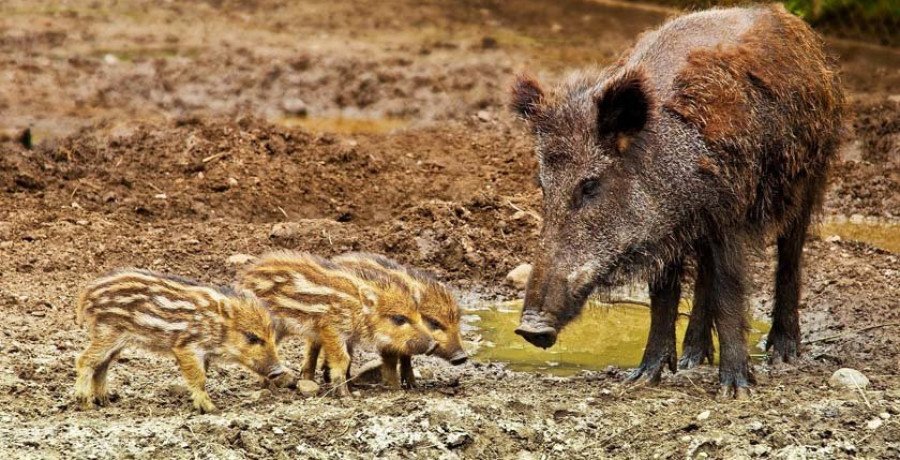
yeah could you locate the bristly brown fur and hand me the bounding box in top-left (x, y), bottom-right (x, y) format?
top-left (512, 4), bottom-right (844, 397)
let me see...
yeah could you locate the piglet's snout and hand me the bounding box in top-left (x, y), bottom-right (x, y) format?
top-left (267, 365), bottom-right (286, 379)
top-left (424, 340), bottom-right (439, 356)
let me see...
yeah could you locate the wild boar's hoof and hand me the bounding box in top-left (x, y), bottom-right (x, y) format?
top-left (449, 352), bottom-right (468, 366)
top-left (765, 330), bottom-right (800, 365)
top-left (627, 350), bottom-right (676, 385)
top-left (678, 342), bottom-right (715, 370)
top-left (719, 384), bottom-right (753, 400)
top-left (514, 324), bottom-right (558, 349)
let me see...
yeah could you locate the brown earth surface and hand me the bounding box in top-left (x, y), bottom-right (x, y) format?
top-left (1, 0), bottom-right (899, 458)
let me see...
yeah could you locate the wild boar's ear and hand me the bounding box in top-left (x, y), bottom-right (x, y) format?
top-left (595, 69), bottom-right (654, 144)
top-left (511, 75), bottom-right (545, 120)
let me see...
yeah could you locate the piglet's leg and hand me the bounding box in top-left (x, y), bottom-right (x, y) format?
top-left (319, 328), bottom-right (352, 397)
top-left (300, 339), bottom-right (321, 382)
top-left (75, 329), bottom-right (123, 409)
top-left (399, 355), bottom-right (415, 389)
top-left (173, 347), bottom-right (217, 413)
top-left (380, 352), bottom-right (401, 389)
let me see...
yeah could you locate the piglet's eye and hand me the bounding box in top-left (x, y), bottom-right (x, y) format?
top-left (426, 317), bottom-right (444, 331)
top-left (391, 315), bottom-right (409, 326)
top-left (244, 332), bottom-right (264, 345)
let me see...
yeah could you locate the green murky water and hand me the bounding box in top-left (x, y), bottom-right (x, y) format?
top-left (819, 221), bottom-right (900, 253)
top-left (277, 116), bottom-right (408, 134)
top-left (469, 300), bottom-right (771, 376)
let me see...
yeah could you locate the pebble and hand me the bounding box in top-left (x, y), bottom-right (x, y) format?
top-left (282, 98), bottom-right (308, 116)
top-left (249, 389), bottom-right (272, 402)
top-left (272, 427), bottom-right (284, 435)
top-left (227, 177), bottom-right (239, 187)
top-left (680, 435), bottom-right (692, 442)
top-left (828, 368), bottom-right (869, 390)
top-left (697, 410), bottom-right (710, 421)
top-left (226, 253), bottom-right (257, 266)
top-left (103, 53), bottom-right (120, 65)
top-left (866, 417), bottom-right (883, 430)
top-left (296, 379), bottom-right (320, 397)
top-left (506, 263), bottom-right (533, 289)
top-left (154, 193), bottom-right (168, 200)
top-left (476, 110), bottom-right (492, 122)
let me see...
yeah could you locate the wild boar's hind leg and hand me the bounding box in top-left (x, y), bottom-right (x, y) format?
top-left (627, 260), bottom-right (683, 384)
top-left (768, 176), bottom-right (822, 363)
top-left (173, 347), bottom-right (217, 413)
top-left (679, 260), bottom-right (717, 370)
top-left (700, 235), bottom-right (755, 399)
top-left (399, 355), bottom-right (415, 389)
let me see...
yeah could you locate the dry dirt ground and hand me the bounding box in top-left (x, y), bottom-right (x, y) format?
top-left (1, 0), bottom-right (899, 459)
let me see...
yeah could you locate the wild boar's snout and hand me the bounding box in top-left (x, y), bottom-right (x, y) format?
top-left (449, 350), bottom-right (468, 365)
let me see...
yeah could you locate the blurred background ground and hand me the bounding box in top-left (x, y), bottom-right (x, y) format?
top-left (0, 1), bottom-right (898, 458)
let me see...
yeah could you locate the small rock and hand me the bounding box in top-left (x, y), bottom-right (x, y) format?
top-left (272, 427), bottom-right (284, 435)
top-left (154, 193), bottom-right (168, 200)
top-left (445, 431), bottom-right (472, 448)
top-left (227, 177), bottom-right (239, 187)
top-left (0, 241), bottom-right (12, 249)
top-left (680, 435), bottom-right (692, 442)
top-left (75, 220), bottom-right (89, 226)
top-left (282, 98), bottom-right (308, 116)
top-left (476, 110), bottom-right (492, 122)
top-left (748, 421), bottom-right (764, 431)
top-left (249, 389), bottom-right (272, 402)
top-left (103, 191), bottom-right (117, 203)
top-left (550, 23), bottom-right (563, 33)
top-left (879, 412), bottom-right (891, 420)
top-left (226, 253), bottom-right (257, 266)
top-left (866, 417), bottom-right (883, 430)
top-left (29, 311), bottom-right (45, 317)
top-left (697, 410), bottom-right (711, 421)
top-left (270, 222), bottom-right (298, 239)
top-left (506, 263), bottom-right (533, 289)
top-left (296, 380), bottom-right (319, 397)
top-left (825, 235), bottom-right (841, 243)
top-left (828, 368), bottom-right (869, 390)
top-left (103, 53), bottom-right (120, 65)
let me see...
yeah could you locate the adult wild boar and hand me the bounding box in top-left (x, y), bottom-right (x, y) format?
top-left (512, 4), bottom-right (843, 397)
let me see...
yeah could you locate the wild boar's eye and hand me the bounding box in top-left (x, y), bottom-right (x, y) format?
top-left (425, 317), bottom-right (445, 331)
top-left (391, 315), bottom-right (410, 326)
top-left (573, 178), bottom-right (602, 208)
top-left (244, 332), bottom-right (264, 345)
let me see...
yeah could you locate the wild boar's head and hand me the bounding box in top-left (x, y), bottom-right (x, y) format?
top-left (511, 69), bottom-right (691, 349)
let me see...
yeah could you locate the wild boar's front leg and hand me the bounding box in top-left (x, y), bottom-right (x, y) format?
top-left (172, 347), bottom-right (217, 413)
top-left (700, 235), bottom-right (755, 399)
top-left (74, 328), bottom-right (125, 409)
top-left (627, 260), bottom-right (683, 384)
top-left (399, 355), bottom-right (415, 389)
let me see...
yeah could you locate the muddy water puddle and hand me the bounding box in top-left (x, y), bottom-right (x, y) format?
top-left (819, 221), bottom-right (900, 253)
top-left (469, 300), bottom-right (770, 376)
top-left (277, 115), bottom-right (409, 134)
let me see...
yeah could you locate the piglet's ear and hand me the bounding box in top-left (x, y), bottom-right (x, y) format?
top-left (595, 69), bottom-right (654, 139)
top-left (511, 75), bottom-right (545, 120)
